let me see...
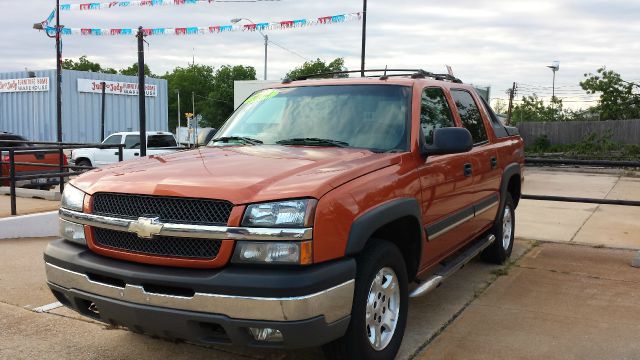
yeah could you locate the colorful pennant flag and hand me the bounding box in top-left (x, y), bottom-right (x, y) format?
top-left (59, 0), bottom-right (278, 11)
top-left (46, 12), bottom-right (360, 36)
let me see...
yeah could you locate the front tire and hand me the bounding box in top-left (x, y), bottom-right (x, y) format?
top-left (482, 192), bottom-right (515, 264)
top-left (323, 240), bottom-right (408, 360)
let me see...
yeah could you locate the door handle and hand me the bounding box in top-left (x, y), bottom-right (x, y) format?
top-left (490, 157), bottom-right (497, 169)
top-left (134, 152), bottom-right (140, 156)
top-left (464, 163), bottom-right (473, 177)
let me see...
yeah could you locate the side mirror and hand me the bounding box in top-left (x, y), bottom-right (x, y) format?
top-left (422, 127), bottom-right (473, 156)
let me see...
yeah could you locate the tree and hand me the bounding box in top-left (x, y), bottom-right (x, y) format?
top-left (580, 67), bottom-right (640, 120)
top-left (510, 95), bottom-right (565, 123)
top-left (62, 55), bottom-right (117, 74)
top-left (163, 64), bottom-right (256, 131)
top-left (120, 63), bottom-right (153, 77)
top-left (285, 58), bottom-right (347, 80)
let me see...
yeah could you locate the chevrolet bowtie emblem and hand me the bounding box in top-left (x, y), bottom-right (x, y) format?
top-left (128, 216), bottom-right (164, 239)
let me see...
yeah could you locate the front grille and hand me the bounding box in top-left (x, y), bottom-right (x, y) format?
top-left (92, 193), bottom-right (233, 225)
top-left (93, 228), bottom-right (222, 259)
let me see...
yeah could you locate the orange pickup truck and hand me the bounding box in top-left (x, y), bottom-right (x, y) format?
top-left (45, 70), bottom-right (524, 359)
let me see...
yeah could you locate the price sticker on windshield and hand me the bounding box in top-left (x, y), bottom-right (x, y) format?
top-left (245, 89), bottom-right (279, 104)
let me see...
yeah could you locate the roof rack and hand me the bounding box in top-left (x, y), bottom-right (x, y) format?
top-left (284, 69), bottom-right (463, 83)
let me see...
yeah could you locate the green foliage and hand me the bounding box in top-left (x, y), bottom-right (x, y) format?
top-left (526, 131), bottom-right (638, 159)
top-left (62, 55), bottom-right (117, 74)
top-left (119, 63), bottom-right (153, 77)
top-left (285, 58), bottom-right (347, 80)
top-left (580, 67), bottom-right (640, 120)
top-left (511, 95), bottom-right (566, 123)
top-left (163, 64), bottom-right (256, 130)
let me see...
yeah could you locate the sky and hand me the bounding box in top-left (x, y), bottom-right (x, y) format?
top-left (0, 0), bottom-right (638, 109)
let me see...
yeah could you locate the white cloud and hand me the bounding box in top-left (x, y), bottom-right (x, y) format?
top-left (0, 0), bottom-right (638, 109)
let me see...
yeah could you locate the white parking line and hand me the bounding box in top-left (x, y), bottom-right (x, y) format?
top-left (32, 302), bottom-right (63, 313)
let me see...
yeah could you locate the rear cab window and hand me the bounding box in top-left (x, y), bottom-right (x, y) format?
top-left (420, 87), bottom-right (456, 144)
top-left (148, 134), bottom-right (177, 148)
top-left (450, 89), bottom-right (488, 145)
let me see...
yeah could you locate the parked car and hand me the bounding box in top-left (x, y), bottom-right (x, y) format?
top-left (45, 70), bottom-right (524, 359)
top-left (71, 131), bottom-right (181, 167)
top-left (0, 132), bottom-right (67, 190)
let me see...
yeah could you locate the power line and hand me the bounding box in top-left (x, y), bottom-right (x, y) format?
top-left (267, 39), bottom-right (310, 62)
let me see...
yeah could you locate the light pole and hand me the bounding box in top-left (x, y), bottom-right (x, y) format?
top-left (547, 61), bottom-right (560, 121)
top-left (547, 61), bottom-right (560, 101)
top-left (231, 18), bottom-right (268, 80)
top-left (361, 0), bottom-right (367, 77)
top-left (33, 1), bottom-right (65, 191)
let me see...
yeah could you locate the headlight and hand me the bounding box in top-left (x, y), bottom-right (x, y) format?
top-left (232, 241), bottom-right (312, 265)
top-left (242, 199), bottom-right (316, 227)
top-left (60, 219), bottom-right (87, 246)
top-left (60, 185), bottom-right (85, 212)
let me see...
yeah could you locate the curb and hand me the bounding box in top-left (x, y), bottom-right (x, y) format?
top-left (0, 187), bottom-right (61, 201)
top-left (0, 211), bottom-right (58, 239)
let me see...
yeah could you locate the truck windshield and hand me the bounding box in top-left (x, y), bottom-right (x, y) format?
top-left (214, 85), bottom-right (411, 152)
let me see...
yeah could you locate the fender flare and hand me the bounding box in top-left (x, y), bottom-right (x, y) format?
top-left (500, 163), bottom-right (522, 209)
top-left (345, 197), bottom-right (424, 256)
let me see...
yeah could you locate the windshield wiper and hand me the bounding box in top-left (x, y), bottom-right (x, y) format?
top-left (210, 136), bottom-right (263, 145)
top-left (276, 138), bottom-right (349, 148)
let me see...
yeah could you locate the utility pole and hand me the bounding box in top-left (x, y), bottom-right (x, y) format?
top-left (55, 0), bottom-right (64, 192)
top-left (360, 0), bottom-right (367, 77)
top-left (176, 89), bottom-right (181, 132)
top-left (192, 92), bottom-right (197, 147)
top-left (137, 27), bottom-right (147, 157)
top-left (264, 35), bottom-right (268, 80)
top-left (100, 81), bottom-right (106, 142)
top-left (506, 82), bottom-right (517, 125)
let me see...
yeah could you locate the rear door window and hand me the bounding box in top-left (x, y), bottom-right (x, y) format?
top-left (421, 87), bottom-right (456, 144)
top-left (451, 90), bottom-right (488, 144)
top-left (148, 135), bottom-right (177, 148)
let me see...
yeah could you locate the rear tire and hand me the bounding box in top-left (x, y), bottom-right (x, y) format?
top-left (322, 240), bottom-right (408, 360)
top-left (482, 192), bottom-right (515, 264)
top-left (75, 159), bottom-right (92, 169)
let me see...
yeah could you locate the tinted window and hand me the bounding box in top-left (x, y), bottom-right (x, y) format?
top-left (125, 135), bottom-right (140, 149)
top-left (148, 135), bottom-right (177, 148)
top-left (451, 90), bottom-right (488, 144)
top-left (102, 135), bottom-right (122, 145)
top-left (421, 88), bottom-right (455, 144)
top-left (0, 135), bottom-right (30, 148)
top-left (216, 85), bottom-right (411, 152)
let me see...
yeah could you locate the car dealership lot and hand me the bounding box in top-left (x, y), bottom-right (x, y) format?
top-left (1, 167), bottom-right (638, 359)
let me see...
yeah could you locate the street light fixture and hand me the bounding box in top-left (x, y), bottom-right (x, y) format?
top-left (547, 61), bottom-right (560, 101)
top-left (231, 18), bottom-right (268, 80)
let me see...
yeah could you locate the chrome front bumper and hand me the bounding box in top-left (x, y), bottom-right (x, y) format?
top-left (45, 262), bottom-right (354, 323)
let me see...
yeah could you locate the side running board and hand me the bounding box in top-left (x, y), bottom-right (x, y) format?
top-left (409, 234), bottom-right (496, 298)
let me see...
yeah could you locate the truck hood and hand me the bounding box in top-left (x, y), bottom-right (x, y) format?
top-left (71, 145), bottom-right (401, 204)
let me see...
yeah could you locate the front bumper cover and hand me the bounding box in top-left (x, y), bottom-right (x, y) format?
top-left (44, 239), bottom-right (355, 348)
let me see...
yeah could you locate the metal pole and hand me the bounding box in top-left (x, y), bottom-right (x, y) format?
top-left (55, 0), bottom-right (64, 193)
top-left (137, 27), bottom-right (147, 157)
top-left (264, 35), bottom-right (268, 80)
top-left (552, 70), bottom-right (556, 100)
top-left (100, 81), bottom-right (106, 142)
top-left (177, 90), bottom-right (181, 132)
top-left (192, 92), bottom-right (196, 147)
top-left (360, 0), bottom-right (367, 77)
top-left (9, 150), bottom-right (16, 216)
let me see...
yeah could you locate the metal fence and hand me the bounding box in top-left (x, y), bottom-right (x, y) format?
top-left (517, 119), bottom-right (640, 146)
top-left (0, 140), bottom-right (124, 215)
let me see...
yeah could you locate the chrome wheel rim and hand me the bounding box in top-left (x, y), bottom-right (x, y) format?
top-left (502, 205), bottom-right (513, 250)
top-left (365, 267), bottom-right (400, 351)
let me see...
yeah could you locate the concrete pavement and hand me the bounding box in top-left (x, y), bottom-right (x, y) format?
top-left (0, 195), bottom-right (59, 217)
top-left (516, 168), bottom-right (640, 250)
top-left (418, 243), bottom-right (640, 360)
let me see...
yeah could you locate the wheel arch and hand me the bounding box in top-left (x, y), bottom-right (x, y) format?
top-left (501, 163), bottom-right (522, 208)
top-left (345, 198), bottom-right (424, 280)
